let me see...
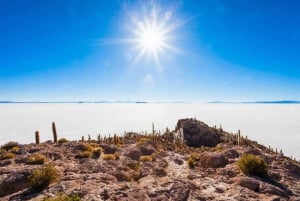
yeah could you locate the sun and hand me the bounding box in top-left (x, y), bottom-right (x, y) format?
top-left (98, 1), bottom-right (186, 69)
top-left (137, 23), bottom-right (165, 53)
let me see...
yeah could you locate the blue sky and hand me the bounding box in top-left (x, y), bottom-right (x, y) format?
top-left (0, 0), bottom-right (299, 102)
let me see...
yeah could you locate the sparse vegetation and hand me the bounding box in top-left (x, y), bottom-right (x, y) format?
top-left (26, 154), bottom-right (46, 165)
top-left (42, 193), bottom-right (81, 201)
top-left (102, 154), bottom-right (116, 160)
top-left (92, 148), bottom-right (102, 158)
top-left (58, 138), bottom-right (68, 144)
top-left (137, 137), bottom-right (152, 145)
top-left (1, 141), bottom-right (19, 151)
top-left (237, 154), bottom-right (268, 177)
top-left (77, 151), bottom-right (92, 158)
top-left (77, 143), bottom-right (93, 152)
top-left (187, 157), bottom-right (195, 169)
top-left (28, 164), bottom-right (58, 191)
top-left (140, 155), bottom-right (153, 162)
top-left (0, 152), bottom-right (15, 160)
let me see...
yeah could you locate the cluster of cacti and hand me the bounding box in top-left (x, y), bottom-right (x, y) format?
top-left (27, 121), bottom-right (300, 164)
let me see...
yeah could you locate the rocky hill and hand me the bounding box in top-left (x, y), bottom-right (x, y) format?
top-left (0, 118), bottom-right (300, 201)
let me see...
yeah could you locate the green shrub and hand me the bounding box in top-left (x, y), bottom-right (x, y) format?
top-left (42, 193), bottom-right (81, 201)
top-left (237, 154), bottom-right (268, 177)
top-left (58, 138), bottom-right (68, 145)
top-left (0, 152), bottom-right (15, 160)
top-left (26, 154), bottom-right (46, 165)
top-left (1, 141), bottom-right (19, 151)
top-left (28, 164), bottom-right (58, 191)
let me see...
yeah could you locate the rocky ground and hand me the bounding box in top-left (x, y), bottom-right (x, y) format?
top-left (0, 118), bottom-right (300, 201)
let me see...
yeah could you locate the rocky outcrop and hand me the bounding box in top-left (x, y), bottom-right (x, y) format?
top-left (176, 118), bottom-right (222, 147)
top-left (124, 146), bottom-right (142, 161)
top-left (199, 152), bottom-right (228, 168)
top-left (235, 176), bottom-right (292, 197)
top-left (0, 170), bottom-right (30, 197)
top-left (0, 119), bottom-right (299, 201)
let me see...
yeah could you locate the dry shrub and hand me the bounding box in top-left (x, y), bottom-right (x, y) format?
top-left (28, 164), bottom-right (58, 191)
top-left (26, 154), bottom-right (46, 165)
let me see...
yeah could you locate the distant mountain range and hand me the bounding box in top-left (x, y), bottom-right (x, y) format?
top-left (0, 100), bottom-right (300, 104)
top-left (208, 100), bottom-right (300, 104)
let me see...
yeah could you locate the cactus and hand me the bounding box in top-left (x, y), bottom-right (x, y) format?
top-left (97, 134), bottom-right (101, 143)
top-left (237, 130), bottom-right (241, 147)
top-left (113, 134), bottom-right (117, 145)
top-left (88, 134), bottom-right (91, 143)
top-left (35, 131), bottom-right (40, 144)
top-left (52, 122), bottom-right (57, 143)
top-left (81, 136), bottom-right (84, 143)
top-left (152, 123), bottom-right (155, 135)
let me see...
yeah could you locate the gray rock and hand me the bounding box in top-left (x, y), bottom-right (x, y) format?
top-left (124, 147), bottom-right (142, 161)
top-left (0, 170), bottom-right (30, 197)
top-left (176, 118), bottom-right (222, 147)
top-left (200, 153), bottom-right (228, 168)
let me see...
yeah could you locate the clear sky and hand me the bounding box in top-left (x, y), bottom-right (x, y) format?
top-left (1, 0), bottom-right (300, 102)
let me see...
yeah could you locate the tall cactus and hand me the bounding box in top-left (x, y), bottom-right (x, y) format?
top-left (52, 122), bottom-right (57, 143)
top-left (237, 130), bottom-right (241, 147)
top-left (35, 131), bottom-right (40, 144)
top-left (152, 123), bottom-right (155, 135)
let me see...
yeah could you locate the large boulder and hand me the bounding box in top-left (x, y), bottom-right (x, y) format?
top-left (124, 147), bottom-right (142, 161)
top-left (176, 118), bottom-right (222, 147)
top-left (0, 170), bottom-right (30, 197)
top-left (200, 153), bottom-right (228, 168)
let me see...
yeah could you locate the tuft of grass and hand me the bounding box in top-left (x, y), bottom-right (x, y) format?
top-left (137, 137), bottom-right (152, 145)
top-left (26, 154), bottom-right (46, 165)
top-left (42, 193), bottom-right (81, 201)
top-left (77, 144), bottom-right (93, 152)
top-left (126, 161), bottom-right (141, 171)
top-left (58, 138), bottom-right (69, 145)
top-left (89, 143), bottom-right (99, 148)
top-left (190, 152), bottom-right (200, 161)
top-left (10, 146), bottom-right (21, 154)
top-left (139, 155), bottom-right (153, 162)
top-left (0, 152), bottom-right (15, 160)
top-left (187, 157), bottom-right (195, 169)
top-left (237, 154), bottom-right (268, 177)
top-left (114, 152), bottom-right (121, 160)
top-left (1, 141), bottom-right (19, 151)
top-left (77, 151), bottom-right (92, 158)
top-left (102, 154), bottom-right (115, 160)
top-left (28, 164), bottom-right (58, 191)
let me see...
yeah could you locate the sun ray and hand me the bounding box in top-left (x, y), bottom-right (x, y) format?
top-left (97, 1), bottom-right (188, 69)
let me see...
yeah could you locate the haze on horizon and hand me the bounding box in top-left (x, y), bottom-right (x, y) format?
top-left (1, 0), bottom-right (300, 102)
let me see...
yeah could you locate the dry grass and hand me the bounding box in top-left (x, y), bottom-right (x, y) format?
top-left (0, 152), bottom-right (15, 160)
top-left (77, 151), bottom-right (92, 158)
top-left (102, 154), bottom-right (116, 160)
top-left (139, 155), bottom-right (153, 162)
top-left (26, 154), bottom-right (46, 165)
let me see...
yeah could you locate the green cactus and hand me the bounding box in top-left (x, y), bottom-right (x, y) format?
top-left (52, 122), bottom-right (57, 143)
top-left (35, 131), bottom-right (40, 144)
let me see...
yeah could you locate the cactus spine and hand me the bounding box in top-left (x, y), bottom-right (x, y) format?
top-left (52, 122), bottom-right (57, 143)
top-left (35, 131), bottom-right (40, 144)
